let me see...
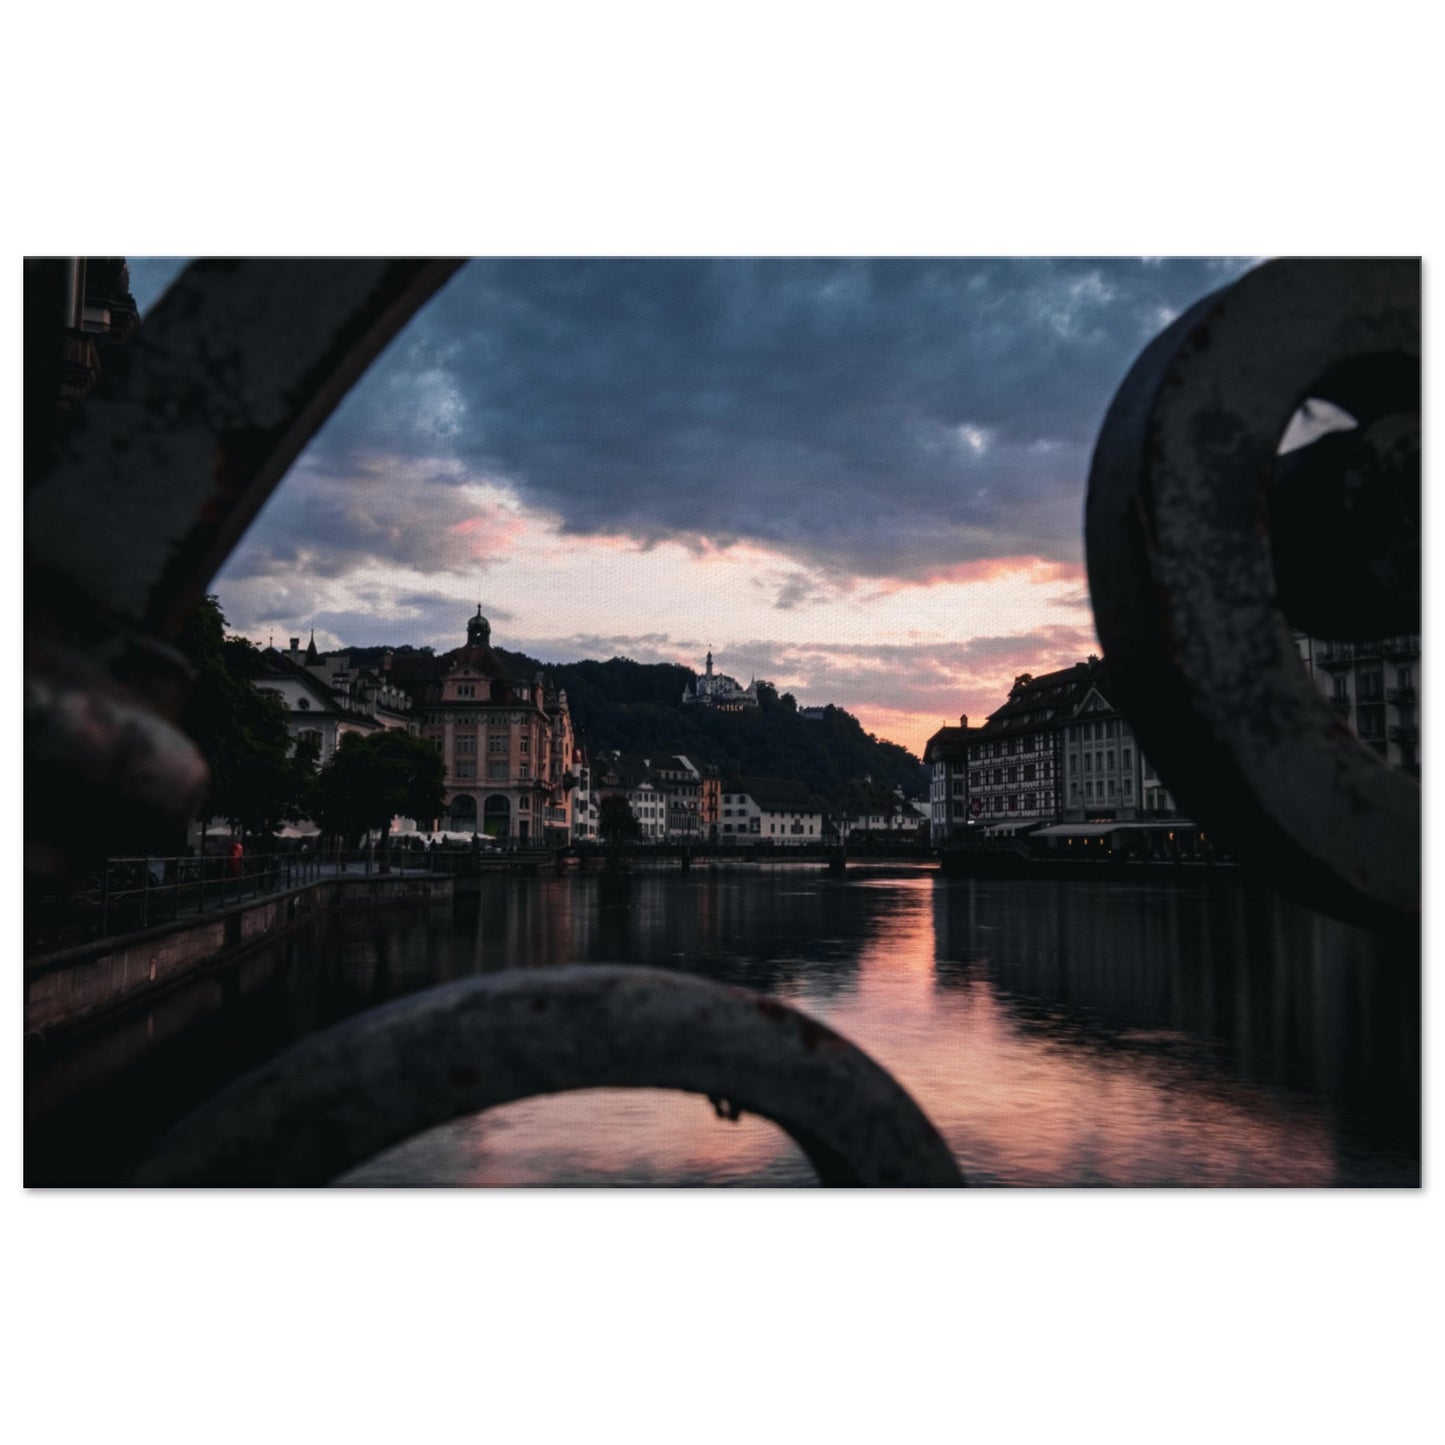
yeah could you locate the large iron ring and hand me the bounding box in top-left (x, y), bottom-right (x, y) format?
top-left (131, 966), bottom-right (965, 1187)
top-left (1085, 258), bottom-right (1419, 927)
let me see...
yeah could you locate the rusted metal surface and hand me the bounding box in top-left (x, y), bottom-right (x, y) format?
top-left (27, 258), bottom-right (462, 644)
top-left (25, 259), bottom-right (463, 875)
top-left (131, 965), bottom-right (966, 1187)
top-left (1085, 258), bottom-right (1419, 927)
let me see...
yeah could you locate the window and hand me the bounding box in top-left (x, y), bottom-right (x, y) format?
top-left (457, 685), bottom-right (475, 699)
top-left (1121, 748), bottom-right (1131, 769)
top-left (1085, 754), bottom-right (1093, 773)
top-left (456, 761), bottom-right (475, 779)
top-left (1107, 750), bottom-right (1115, 770)
top-left (487, 761), bottom-right (506, 779)
top-left (488, 735), bottom-right (507, 752)
top-left (520, 763), bottom-right (530, 779)
top-left (520, 736), bottom-right (530, 753)
top-left (457, 736), bottom-right (476, 754)
top-left (519, 796), bottom-right (529, 810)
top-left (1023, 763), bottom-right (1036, 782)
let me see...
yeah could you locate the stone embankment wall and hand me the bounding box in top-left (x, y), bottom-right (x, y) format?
top-left (25, 874), bottom-right (453, 1036)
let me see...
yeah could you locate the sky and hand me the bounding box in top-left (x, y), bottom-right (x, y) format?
top-left (129, 257), bottom-right (1256, 755)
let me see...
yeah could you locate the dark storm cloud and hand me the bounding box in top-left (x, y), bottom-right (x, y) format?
top-left (218, 454), bottom-right (521, 582)
top-left (128, 257), bottom-right (1256, 584)
top-left (282, 257), bottom-right (1256, 580)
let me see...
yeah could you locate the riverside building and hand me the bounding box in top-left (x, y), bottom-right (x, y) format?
top-left (414, 609), bottom-right (576, 843)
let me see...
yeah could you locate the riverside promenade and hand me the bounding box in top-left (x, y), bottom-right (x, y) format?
top-left (25, 852), bottom-right (454, 1039)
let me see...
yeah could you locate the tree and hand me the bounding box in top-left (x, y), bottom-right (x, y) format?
top-left (597, 794), bottom-right (642, 846)
top-left (178, 596), bottom-right (313, 838)
top-left (312, 729), bottom-right (446, 848)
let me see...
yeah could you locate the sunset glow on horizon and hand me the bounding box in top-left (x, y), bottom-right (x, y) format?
top-left (127, 257), bottom-right (1253, 756)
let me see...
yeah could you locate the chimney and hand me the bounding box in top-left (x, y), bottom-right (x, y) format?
top-left (959, 714), bottom-right (968, 728)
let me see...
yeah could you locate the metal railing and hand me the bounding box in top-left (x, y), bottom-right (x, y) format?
top-left (27, 845), bottom-right (443, 954)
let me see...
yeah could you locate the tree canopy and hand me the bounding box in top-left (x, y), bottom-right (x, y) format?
top-left (597, 794), bottom-right (642, 844)
top-left (179, 596), bottom-right (314, 835)
top-left (311, 729), bottom-right (446, 844)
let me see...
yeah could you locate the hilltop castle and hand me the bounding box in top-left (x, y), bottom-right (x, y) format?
top-left (681, 650), bottom-right (760, 712)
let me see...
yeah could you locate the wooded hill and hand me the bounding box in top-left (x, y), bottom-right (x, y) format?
top-left (511, 652), bottom-right (928, 802)
top-left (347, 646), bottom-right (927, 801)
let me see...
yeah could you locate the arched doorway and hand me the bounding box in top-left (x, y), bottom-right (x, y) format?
top-left (449, 794), bottom-right (478, 832)
top-left (483, 794), bottom-right (511, 840)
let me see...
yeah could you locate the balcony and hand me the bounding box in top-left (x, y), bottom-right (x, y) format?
top-left (1386, 686), bottom-right (1417, 706)
top-left (1389, 724), bottom-right (1419, 744)
top-left (1315, 644), bottom-right (1353, 671)
top-left (1382, 636), bottom-right (1421, 660)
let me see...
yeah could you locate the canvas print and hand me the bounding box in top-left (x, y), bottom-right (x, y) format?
top-left (23, 256), bottom-right (1420, 1187)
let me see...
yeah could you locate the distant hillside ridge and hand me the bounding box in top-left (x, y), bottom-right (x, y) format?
top-left (343, 644), bottom-right (925, 800)
top-left (503, 651), bottom-right (926, 801)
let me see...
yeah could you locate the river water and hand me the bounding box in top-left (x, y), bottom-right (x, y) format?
top-left (26, 863), bottom-right (1420, 1186)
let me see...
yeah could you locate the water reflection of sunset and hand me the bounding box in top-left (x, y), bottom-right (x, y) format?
top-left (347, 873), bottom-right (1348, 1187)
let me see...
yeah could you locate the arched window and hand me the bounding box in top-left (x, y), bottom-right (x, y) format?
top-left (483, 794), bottom-right (511, 839)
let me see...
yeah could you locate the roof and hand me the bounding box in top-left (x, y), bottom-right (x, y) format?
top-left (727, 775), bottom-right (828, 814)
top-left (978, 660), bottom-right (1104, 735)
top-left (924, 724), bottom-right (973, 761)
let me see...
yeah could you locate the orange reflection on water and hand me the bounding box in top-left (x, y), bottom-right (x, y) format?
top-left (822, 881), bottom-right (1337, 1187)
top-left (346, 875), bottom-right (1341, 1187)
top-left (345, 1087), bottom-right (809, 1187)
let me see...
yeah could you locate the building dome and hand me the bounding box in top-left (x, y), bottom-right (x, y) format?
top-left (466, 607), bottom-right (491, 645)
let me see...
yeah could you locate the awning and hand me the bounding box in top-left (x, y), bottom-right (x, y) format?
top-left (1032, 821), bottom-right (1192, 839)
top-left (1031, 823), bottom-right (1129, 839)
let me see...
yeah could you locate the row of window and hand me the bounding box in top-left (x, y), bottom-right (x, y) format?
top-left (973, 737), bottom-right (1043, 759)
top-left (1065, 719), bottom-right (1123, 742)
top-left (453, 762), bottom-right (537, 780)
top-left (971, 762), bottom-right (1048, 787)
top-left (424, 711), bottom-right (537, 725)
top-left (1068, 778), bottom-right (1134, 801)
top-left (1070, 748), bottom-right (1132, 774)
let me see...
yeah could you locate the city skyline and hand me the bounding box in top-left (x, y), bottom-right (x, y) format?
top-left (130, 257), bottom-right (1256, 754)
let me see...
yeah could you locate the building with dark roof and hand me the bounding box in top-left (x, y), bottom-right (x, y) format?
top-left (719, 775), bottom-right (828, 844)
top-left (256, 635), bottom-right (417, 765)
top-left (967, 663), bottom-right (1095, 832)
top-left (413, 608), bottom-right (576, 842)
top-left (834, 777), bottom-right (928, 840)
top-left (924, 716), bottom-right (981, 845)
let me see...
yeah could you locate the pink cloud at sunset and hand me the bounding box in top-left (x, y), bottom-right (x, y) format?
top-left (178, 258), bottom-right (1265, 756)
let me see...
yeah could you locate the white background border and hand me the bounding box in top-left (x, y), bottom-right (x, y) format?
top-left (7, 4), bottom-right (1438, 1441)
